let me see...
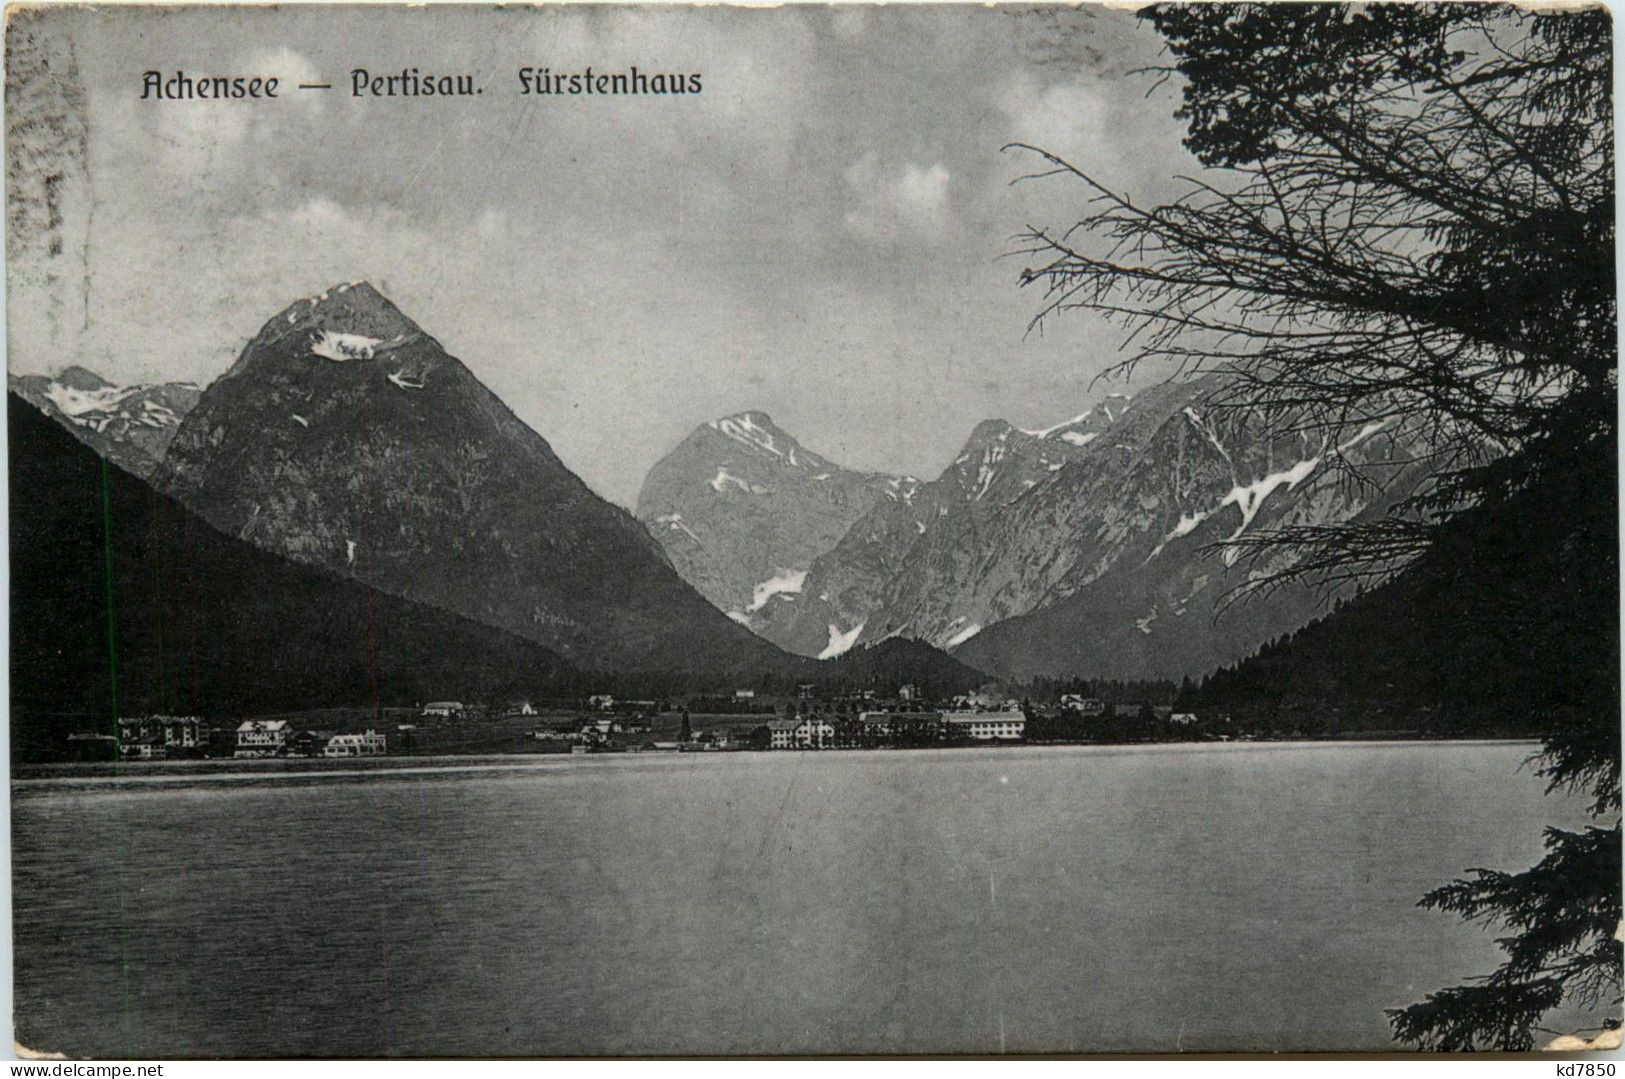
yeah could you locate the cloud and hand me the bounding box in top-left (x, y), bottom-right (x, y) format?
top-left (994, 71), bottom-right (1110, 159)
top-left (283, 196), bottom-right (355, 233)
top-left (842, 156), bottom-right (954, 244)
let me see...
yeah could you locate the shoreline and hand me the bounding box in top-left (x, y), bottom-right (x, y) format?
top-left (12, 736), bottom-right (1545, 787)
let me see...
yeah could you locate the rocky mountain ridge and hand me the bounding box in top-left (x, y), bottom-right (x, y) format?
top-left (10, 365), bottom-right (202, 477)
top-left (634, 411), bottom-right (898, 622)
top-left (645, 379), bottom-right (1426, 679)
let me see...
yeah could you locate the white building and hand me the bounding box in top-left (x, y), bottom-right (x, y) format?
top-left (858, 710), bottom-right (941, 738)
top-left (161, 716), bottom-right (208, 750)
top-left (767, 719), bottom-right (800, 749)
top-left (794, 716), bottom-right (837, 748)
top-left (324, 730), bottom-right (386, 757)
top-left (944, 710), bottom-right (1025, 741)
top-left (119, 733), bottom-right (165, 760)
top-left (235, 719), bottom-right (290, 757)
top-left (587, 694), bottom-right (615, 711)
top-left (734, 688), bottom-right (756, 700)
top-left (422, 701), bottom-right (465, 718)
top-left (1060, 695), bottom-right (1106, 716)
top-left (119, 715), bottom-right (209, 759)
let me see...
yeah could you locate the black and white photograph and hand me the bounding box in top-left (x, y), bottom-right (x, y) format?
top-left (5, 0), bottom-right (1620, 1059)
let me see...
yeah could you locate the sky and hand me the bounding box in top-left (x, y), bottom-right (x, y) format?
top-left (9, 4), bottom-right (1201, 507)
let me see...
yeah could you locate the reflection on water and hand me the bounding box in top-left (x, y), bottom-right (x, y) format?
top-left (11, 741), bottom-right (1593, 1056)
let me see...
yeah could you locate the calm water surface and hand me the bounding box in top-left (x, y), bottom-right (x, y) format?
top-left (12, 741), bottom-right (1594, 1056)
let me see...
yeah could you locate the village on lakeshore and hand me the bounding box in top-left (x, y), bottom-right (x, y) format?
top-left (52, 682), bottom-right (1248, 764)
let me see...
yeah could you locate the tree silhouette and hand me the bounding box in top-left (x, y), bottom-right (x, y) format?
top-left (1008, 3), bottom-right (1617, 1049)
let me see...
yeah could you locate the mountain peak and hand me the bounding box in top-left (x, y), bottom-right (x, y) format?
top-left (702, 410), bottom-right (817, 465)
top-left (305, 279), bottom-right (388, 310)
top-left (959, 418), bottom-right (1023, 454)
top-left (258, 281), bottom-right (424, 349)
top-left (707, 410), bottom-right (788, 441)
top-left (639, 408), bottom-right (903, 615)
top-left (715, 409), bottom-right (775, 427)
top-left (55, 365), bottom-right (113, 391)
top-left (967, 418), bottom-right (1016, 440)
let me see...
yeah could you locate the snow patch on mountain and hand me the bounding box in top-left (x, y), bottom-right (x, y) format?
top-left (972, 437), bottom-right (1009, 500)
top-left (140, 401), bottom-right (179, 427)
top-left (653, 513), bottom-right (700, 543)
top-left (746, 569), bottom-right (808, 613)
top-left (885, 476), bottom-right (919, 503)
top-left (1059, 431), bottom-right (1098, 448)
top-left (1191, 454), bottom-right (1325, 566)
top-left (1023, 396), bottom-right (1129, 440)
top-left (1182, 406), bottom-right (1234, 464)
top-left (15, 368), bottom-right (204, 480)
top-left (1338, 418), bottom-right (1393, 453)
top-left (945, 620), bottom-right (982, 648)
top-left (1147, 509), bottom-right (1214, 561)
top-left (1148, 420), bottom-right (1388, 566)
top-left (710, 467), bottom-right (768, 495)
top-left (707, 412), bottom-right (816, 467)
top-left (44, 382), bottom-right (139, 418)
top-left (1022, 410), bottom-right (1092, 439)
top-left (1223, 456), bottom-right (1321, 537)
top-left (818, 621), bottom-right (865, 660)
top-left (310, 331), bottom-right (383, 362)
top-left (1170, 574), bottom-right (1210, 616)
top-left (1135, 606), bottom-right (1158, 634)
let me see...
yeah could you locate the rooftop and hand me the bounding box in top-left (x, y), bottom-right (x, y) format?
top-left (236, 719), bottom-right (290, 732)
top-left (944, 711), bottom-right (1024, 723)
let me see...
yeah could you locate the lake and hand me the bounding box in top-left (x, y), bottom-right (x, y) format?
top-left (10, 740), bottom-right (1599, 1056)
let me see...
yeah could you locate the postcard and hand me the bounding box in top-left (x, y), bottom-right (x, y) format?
top-left (7, 1), bottom-right (1619, 1057)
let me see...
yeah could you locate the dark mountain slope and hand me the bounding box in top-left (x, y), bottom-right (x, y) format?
top-left (813, 636), bottom-right (991, 697)
top-left (9, 394), bottom-right (584, 760)
top-left (1179, 450), bottom-right (1617, 739)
